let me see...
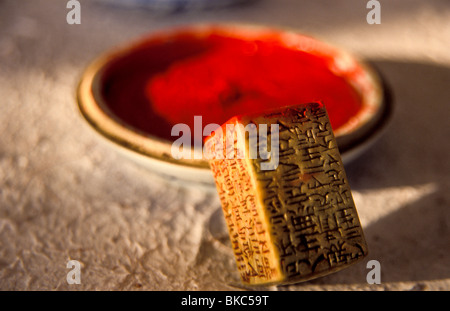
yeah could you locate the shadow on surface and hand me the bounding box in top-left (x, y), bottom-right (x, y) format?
top-left (207, 60), bottom-right (450, 288)
top-left (298, 60), bottom-right (450, 286)
top-left (345, 60), bottom-right (450, 191)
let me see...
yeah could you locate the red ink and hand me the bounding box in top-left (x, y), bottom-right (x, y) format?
top-left (101, 30), bottom-right (362, 143)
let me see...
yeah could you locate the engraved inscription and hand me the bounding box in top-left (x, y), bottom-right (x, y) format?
top-left (207, 129), bottom-right (281, 284)
top-left (206, 103), bottom-right (368, 285)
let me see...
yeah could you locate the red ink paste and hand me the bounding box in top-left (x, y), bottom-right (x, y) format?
top-left (101, 31), bottom-right (362, 142)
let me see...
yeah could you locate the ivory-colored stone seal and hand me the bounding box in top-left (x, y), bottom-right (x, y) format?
top-left (205, 102), bottom-right (368, 285)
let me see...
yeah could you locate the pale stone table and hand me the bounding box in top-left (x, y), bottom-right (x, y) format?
top-left (0, 0), bottom-right (449, 290)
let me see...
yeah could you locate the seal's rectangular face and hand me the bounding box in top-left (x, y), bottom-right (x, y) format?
top-left (205, 102), bottom-right (368, 285)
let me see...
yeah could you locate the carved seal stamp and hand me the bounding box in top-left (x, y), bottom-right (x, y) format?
top-left (205, 102), bottom-right (368, 285)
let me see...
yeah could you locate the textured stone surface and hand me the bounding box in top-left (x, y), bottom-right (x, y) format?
top-left (0, 0), bottom-right (449, 290)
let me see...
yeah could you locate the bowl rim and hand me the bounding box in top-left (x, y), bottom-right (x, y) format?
top-left (77, 23), bottom-right (392, 173)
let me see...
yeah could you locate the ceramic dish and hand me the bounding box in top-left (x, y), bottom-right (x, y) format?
top-left (77, 24), bottom-right (392, 186)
